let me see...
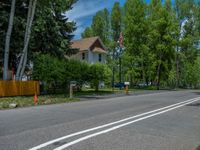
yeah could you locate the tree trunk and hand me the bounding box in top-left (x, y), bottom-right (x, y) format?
top-left (156, 54), bottom-right (162, 90)
top-left (175, 48), bottom-right (180, 89)
top-left (19, 0), bottom-right (35, 80)
top-left (19, 51), bottom-right (27, 79)
top-left (175, 23), bottom-right (181, 88)
top-left (3, 0), bottom-right (16, 80)
top-left (156, 63), bottom-right (161, 90)
top-left (130, 74), bottom-right (133, 88)
top-left (141, 58), bottom-right (145, 84)
top-left (95, 81), bottom-right (99, 92)
top-left (176, 58), bottom-right (179, 88)
top-left (16, 0), bottom-right (37, 80)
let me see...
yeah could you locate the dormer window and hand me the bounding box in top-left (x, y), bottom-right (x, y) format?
top-left (82, 53), bottom-right (85, 60)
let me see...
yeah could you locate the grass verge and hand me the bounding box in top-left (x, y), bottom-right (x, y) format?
top-left (0, 89), bottom-right (116, 110)
top-left (0, 88), bottom-right (166, 110)
top-left (196, 145), bottom-right (200, 150)
top-left (0, 95), bottom-right (79, 110)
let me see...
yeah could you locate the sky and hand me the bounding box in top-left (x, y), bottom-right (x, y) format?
top-left (65, 0), bottom-right (126, 40)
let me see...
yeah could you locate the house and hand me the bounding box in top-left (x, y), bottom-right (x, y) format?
top-left (71, 36), bottom-right (107, 64)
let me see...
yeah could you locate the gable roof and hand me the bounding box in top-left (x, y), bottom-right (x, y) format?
top-left (71, 36), bottom-right (106, 52)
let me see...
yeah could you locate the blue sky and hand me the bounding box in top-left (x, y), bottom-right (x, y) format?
top-left (65, 0), bottom-right (126, 39)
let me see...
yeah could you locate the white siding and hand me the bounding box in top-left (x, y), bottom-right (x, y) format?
top-left (72, 51), bottom-right (89, 62)
top-left (84, 52), bottom-right (89, 61)
top-left (88, 50), bottom-right (93, 64)
top-left (70, 50), bottom-right (106, 64)
top-left (92, 53), bottom-right (106, 64)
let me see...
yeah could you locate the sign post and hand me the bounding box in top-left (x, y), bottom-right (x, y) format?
top-left (69, 81), bottom-right (76, 99)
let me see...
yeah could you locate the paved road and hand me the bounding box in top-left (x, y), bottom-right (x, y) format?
top-left (0, 90), bottom-right (200, 150)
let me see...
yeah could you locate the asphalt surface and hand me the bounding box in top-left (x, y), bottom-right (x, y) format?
top-left (0, 90), bottom-right (200, 150)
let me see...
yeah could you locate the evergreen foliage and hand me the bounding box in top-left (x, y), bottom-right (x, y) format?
top-left (1, 0), bottom-right (77, 80)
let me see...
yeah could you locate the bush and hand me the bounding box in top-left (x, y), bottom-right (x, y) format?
top-left (32, 54), bottom-right (112, 93)
top-left (89, 63), bottom-right (105, 92)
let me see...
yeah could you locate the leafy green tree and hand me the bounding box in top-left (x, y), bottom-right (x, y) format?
top-left (124, 0), bottom-right (150, 84)
top-left (148, 0), bottom-right (177, 90)
top-left (82, 8), bottom-right (110, 46)
top-left (101, 8), bottom-right (111, 46)
top-left (103, 65), bottom-right (112, 87)
top-left (91, 11), bottom-right (106, 42)
top-left (110, 2), bottom-right (122, 86)
top-left (81, 27), bottom-right (93, 38)
top-left (32, 54), bottom-right (64, 91)
top-left (122, 53), bottom-right (139, 87)
top-left (174, 0), bottom-right (199, 87)
top-left (196, 1), bottom-right (200, 36)
top-left (111, 2), bottom-right (121, 42)
top-left (89, 63), bottom-right (111, 92)
top-left (181, 57), bottom-right (200, 88)
top-left (63, 59), bottom-right (90, 87)
top-left (167, 66), bottom-right (177, 88)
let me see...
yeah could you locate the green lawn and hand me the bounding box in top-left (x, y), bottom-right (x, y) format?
top-left (0, 89), bottom-right (117, 110)
top-left (0, 88), bottom-right (126, 110)
top-left (0, 87), bottom-right (167, 110)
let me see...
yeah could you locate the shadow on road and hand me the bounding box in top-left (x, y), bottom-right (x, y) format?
top-left (187, 103), bottom-right (200, 107)
top-left (192, 92), bottom-right (200, 95)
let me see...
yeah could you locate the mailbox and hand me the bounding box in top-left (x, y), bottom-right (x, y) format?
top-left (124, 82), bottom-right (130, 86)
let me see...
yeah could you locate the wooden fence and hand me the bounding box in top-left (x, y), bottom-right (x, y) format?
top-left (0, 81), bottom-right (39, 97)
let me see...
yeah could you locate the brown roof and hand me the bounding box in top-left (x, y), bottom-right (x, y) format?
top-left (71, 36), bottom-right (106, 52)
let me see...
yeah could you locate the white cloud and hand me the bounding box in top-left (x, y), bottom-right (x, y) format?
top-left (65, 0), bottom-right (105, 22)
top-left (73, 26), bottom-right (85, 39)
top-left (65, 0), bottom-right (125, 39)
top-left (66, 1), bottom-right (105, 21)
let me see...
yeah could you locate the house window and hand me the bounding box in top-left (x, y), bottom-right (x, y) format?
top-left (82, 53), bottom-right (85, 60)
top-left (98, 54), bottom-right (102, 62)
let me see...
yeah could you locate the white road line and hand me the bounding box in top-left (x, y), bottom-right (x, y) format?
top-left (54, 97), bottom-right (200, 150)
top-left (29, 97), bottom-right (200, 150)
